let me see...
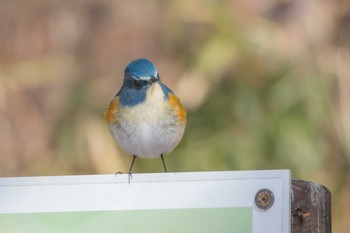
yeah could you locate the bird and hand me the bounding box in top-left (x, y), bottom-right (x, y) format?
top-left (106, 58), bottom-right (186, 174)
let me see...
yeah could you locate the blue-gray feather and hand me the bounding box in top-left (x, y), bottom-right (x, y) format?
top-left (118, 85), bottom-right (147, 106)
top-left (160, 83), bottom-right (174, 99)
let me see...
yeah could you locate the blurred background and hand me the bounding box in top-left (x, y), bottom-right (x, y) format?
top-left (0, 0), bottom-right (349, 231)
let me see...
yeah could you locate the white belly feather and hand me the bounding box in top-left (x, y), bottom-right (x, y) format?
top-left (109, 83), bottom-right (184, 158)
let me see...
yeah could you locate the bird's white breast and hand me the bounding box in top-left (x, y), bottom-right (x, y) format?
top-left (109, 83), bottom-right (185, 158)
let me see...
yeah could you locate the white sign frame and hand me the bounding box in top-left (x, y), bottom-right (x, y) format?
top-left (0, 170), bottom-right (290, 233)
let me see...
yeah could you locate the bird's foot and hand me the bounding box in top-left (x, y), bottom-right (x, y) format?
top-left (114, 171), bottom-right (123, 177)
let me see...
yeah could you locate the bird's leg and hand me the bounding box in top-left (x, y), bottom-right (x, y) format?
top-left (128, 155), bottom-right (137, 182)
top-left (128, 155), bottom-right (137, 174)
top-left (160, 154), bottom-right (167, 173)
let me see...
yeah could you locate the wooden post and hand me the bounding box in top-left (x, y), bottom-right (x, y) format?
top-left (291, 179), bottom-right (332, 233)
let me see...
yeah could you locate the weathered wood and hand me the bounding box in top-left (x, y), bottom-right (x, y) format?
top-left (291, 179), bottom-right (331, 233)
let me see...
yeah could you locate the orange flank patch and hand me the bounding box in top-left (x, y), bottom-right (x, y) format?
top-left (105, 97), bottom-right (119, 124)
top-left (169, 93), bottom-right (187, 125)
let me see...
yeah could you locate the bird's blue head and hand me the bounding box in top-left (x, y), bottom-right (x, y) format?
top-left (118, 58), bottom-right (167, 106)
top-left (125, 58), bottom-right (158, 80)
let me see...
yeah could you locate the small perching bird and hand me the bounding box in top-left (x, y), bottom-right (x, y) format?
top-left (106, 58), bottom-right (186, 174)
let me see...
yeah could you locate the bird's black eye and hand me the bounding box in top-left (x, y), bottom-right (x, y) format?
top-left (133, 79), bottom-right (142, 88)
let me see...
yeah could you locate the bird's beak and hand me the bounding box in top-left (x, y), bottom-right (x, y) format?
top-left (150, 76), bottom-right (158, 84)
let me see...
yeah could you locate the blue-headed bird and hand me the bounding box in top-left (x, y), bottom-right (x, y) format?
top-left (106, 59), bottom-right (186, 173)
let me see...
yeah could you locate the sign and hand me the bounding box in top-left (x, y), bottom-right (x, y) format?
top-left (0, 170), bottom-right (290, 233)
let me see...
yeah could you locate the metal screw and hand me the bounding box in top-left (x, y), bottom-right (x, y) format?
top-left (255, 189), bottom-right (274, 210)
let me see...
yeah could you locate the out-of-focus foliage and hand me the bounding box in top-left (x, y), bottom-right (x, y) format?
top-left (0, 1), bottom-right (350, 232)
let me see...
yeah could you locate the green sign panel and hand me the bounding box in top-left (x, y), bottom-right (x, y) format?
top-left (0, 208), bottom-right (252, 233)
